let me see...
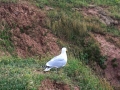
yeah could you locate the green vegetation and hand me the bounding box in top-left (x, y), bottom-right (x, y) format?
top-left (64, 57), bottom-right (113, 90)
top-left (0, 56), bottom-right (113, 90)
top-left (0, 0), bottom-right (17, 3)
top-left (0, 24), bottom-right (14, 53)
top-left (0, 0), bottom-right (120, 89)
top-left (0, 56), bottom-right (44, 90)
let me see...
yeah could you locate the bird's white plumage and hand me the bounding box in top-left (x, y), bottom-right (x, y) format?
top-left (44, 47), bottom-right (67, 71)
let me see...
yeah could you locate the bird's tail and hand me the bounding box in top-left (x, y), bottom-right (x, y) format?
top-left (44, 67), bottom-right (51, 71)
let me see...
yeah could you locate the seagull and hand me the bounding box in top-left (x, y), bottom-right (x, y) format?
top-left (44, 47), bottom-right (67, 72)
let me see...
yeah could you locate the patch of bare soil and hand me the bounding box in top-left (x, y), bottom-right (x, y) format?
top-left (73, 5), bottom-right (119, 26)
top-left (0, 2), bottom-right (60, 57)
top-left (39, 79), bottom-right (80, 90)
top-left (94, 34), bottom-right (120, 89)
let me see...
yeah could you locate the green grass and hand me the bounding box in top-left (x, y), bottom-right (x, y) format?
top-left (33, 0), bottom-right (120, 9)
top-left (0, 56), bottom-right (113, 90)
top-left (0, 0), bottom-right (17, 3)
top-left (0, 24), bottom-right (14, 54)
top-left (0, 56), bottom-right (44, 90)
top-left (33, 0), bottom-right (88, 9)
top-left (46, 11), bottom-right (87, 41)
top-left (64, 57), bottom-right (113, 90)
top-left (106, 26), bottom-right (120, 36)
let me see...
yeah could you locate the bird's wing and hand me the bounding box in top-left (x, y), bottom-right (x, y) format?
top-left (46, 55), bottom-right (66, 68)
top-left (48, 54), bottom-right (64, 62)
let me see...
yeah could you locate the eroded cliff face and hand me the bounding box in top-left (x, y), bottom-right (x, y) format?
top-left (0, 2), bottom-right (60, 58)
top-left (94, 34), bottom-right (120, 88)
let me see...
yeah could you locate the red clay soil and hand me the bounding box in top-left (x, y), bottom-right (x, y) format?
top-left (94, 34), bottom-right (120, 88)
top-left (39, 79), bottom-right (70, 90)
top-left (73, 5), bottom-right (118, 26)
top-left (39, 79), bottom-right (80, 90)
top-left (0, 2), bottom-right (60, 57)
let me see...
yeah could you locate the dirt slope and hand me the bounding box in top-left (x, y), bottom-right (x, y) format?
top-left (74, 5), bottom-right (119, 26)
top-left (39, 79), bottom-right (70, 90)
top-left (0, 2), bottom-right (60, 57)
top-left (94, 34), bottom-right (120, 88)
top-left (39, 79), bottom-right (79, 90)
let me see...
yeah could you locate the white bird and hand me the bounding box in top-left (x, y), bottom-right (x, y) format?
top-left (44, 47), bottom-right (67, 72)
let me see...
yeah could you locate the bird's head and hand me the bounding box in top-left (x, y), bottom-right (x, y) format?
top-left (61, 47), bottom-right (67, 53)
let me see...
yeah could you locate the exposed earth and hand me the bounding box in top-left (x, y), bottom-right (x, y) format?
top-left (39, 79), bottom-right (79, 90)
top-left (94, 34), bottom-right (120, 89)
top-left (0, 2), bottom-right (60, 58)
top-left (73, 5), bottom-right (119, 26)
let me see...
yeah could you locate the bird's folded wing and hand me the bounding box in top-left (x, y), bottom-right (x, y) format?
top-left (47, 59), bottom-right (66, 67)
top-left (46, 55), bottom-right (66, 67)
top-left (50, 55), bottom-right (64, 61)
